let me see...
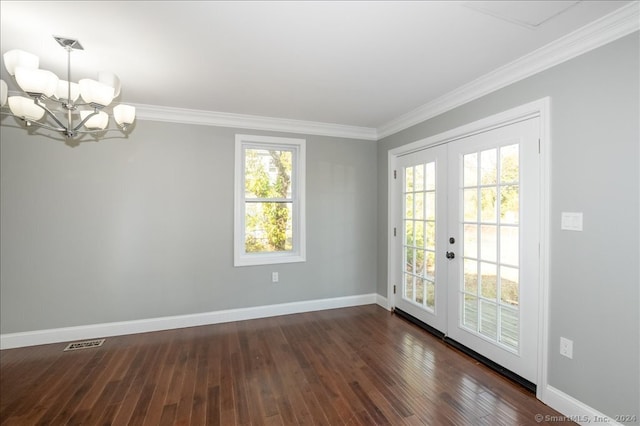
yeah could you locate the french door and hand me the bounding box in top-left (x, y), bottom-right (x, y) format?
top-left (393, 117), bottom-right (540, 383)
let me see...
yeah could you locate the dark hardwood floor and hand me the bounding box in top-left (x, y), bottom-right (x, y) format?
top-left (1, 305), bottom-right (568, 425)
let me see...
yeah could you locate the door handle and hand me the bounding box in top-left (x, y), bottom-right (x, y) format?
top-left (446, 251), bottom-right (455, 259)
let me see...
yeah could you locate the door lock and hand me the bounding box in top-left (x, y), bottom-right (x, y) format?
top-left (446, 251), bottom-right (455, 259)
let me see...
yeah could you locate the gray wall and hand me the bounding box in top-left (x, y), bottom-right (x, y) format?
top-left (377, 33), bottom-right (639, 421)
top-left (0, 121), bottom-right (378, 333)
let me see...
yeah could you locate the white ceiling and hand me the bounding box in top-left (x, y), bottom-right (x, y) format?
top-left (0, 1), bottom-right (635, 136)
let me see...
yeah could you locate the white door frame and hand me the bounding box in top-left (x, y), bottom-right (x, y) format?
top-left (387, 97), bottom-right (550, 400)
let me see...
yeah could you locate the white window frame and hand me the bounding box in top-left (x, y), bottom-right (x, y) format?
top-left (234, 134), bottom-right (306, 266)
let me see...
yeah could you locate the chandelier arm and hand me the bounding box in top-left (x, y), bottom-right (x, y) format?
top-left (72, 109), bottom-right (99, 132)
top-left (34, 99), bottom-right (69, 130)
top-left (3, 113), bottom-right (66, 132)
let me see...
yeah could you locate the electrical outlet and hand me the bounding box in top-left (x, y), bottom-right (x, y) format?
top-left (272, 272), bottom-right (279, 283)
top-left (560, 337), bottom-right (573, 359)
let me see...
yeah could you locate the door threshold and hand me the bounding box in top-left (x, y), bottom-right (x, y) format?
top-left (393, 308), bottom-right (536, 394)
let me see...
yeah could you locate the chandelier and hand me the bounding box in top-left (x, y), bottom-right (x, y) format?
top-left (0, 36), bottom-right (135, 139)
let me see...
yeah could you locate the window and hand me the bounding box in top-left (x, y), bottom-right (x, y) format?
top-left (234, 134), bottom-right (306, 266)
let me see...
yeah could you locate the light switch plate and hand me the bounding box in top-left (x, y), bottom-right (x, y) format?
top-left (561, 212), bottom-right (583, 231)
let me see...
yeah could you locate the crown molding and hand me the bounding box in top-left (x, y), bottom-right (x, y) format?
top-left (376, 2), bottom-right (640, 140)
top-left (134, 103), bottom-right (378, 141)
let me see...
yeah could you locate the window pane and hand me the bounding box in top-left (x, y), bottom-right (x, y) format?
top-left (245, 148), bottom-right (292, 199)
top-left (245, 202), bottom-right (292, 252)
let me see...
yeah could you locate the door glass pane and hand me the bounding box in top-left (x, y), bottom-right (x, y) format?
top-left (425, 162), bottom-right (436, 190)
top-left (426, 221), bottom-right (435, 250)
top-left (463, 224), bottom-right (478, 259)
top-left (479, 300), bottom-right (497, 340)
top-left (480, 225), bottom-right (497, 263)
top-left (404, 273), bottom-right (414, 300)
top-left (425, 192), bottom-right (435, 220)
top-left (414, 192), bottom-right (424, 220)
top-left (500, 226), bottom-right (519, 266)
top-left (426, 251), bottom-right (436, 280)
top-left (463, 294), bottom-right (478, 331)
top-left (415, 249), bottom-right (425, 276)
top-left (480, 149), bottom-right (497, 185)
top-left (464, 259), bottom-right (478, 294)
top-left (405, 193), bottom-right (414, 219)
top-left (405, 220), bottom-right (414, 247)
top-left (480, 187), bottom-right (497, 222)
top-left (414, 164), bottom-right (424, 191)
top-left (463, 153), bottom-right (478, 187)
top-left (415, 278), bottom-right (425, 304)
top-left (500, 266), bottom-right (519, 306)
top-left (464, 189), bottom-right (478, 221)
top-left (426, 280), bottom-right (435, 309)
top-left (405, 247), bottom-right (414, 273)
top-left (500, 144), bottom-right (519, 183)
top-left (405, 167), bottom-right (414, 191)
top-left (414, 221), bottom-right (424, 248)
top-left (480, 262), bottom-right (497, 300)
top-left (500, 185), bottom-right (519, 224)
top-left (500, 306), bottom-right (519, 350)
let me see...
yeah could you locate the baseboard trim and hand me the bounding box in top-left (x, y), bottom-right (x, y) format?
top-left (0, 293), bottom-right (378, 350)
top-left (375, 294), bottom-right (389, 310)
top-left (540, 385), bottom-right (625, 426)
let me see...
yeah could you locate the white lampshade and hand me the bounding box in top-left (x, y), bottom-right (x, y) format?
top-left (8, 96), bottom-right (45, 121)
top-left (0, 79), bottom-right (7, 107)
top-left (15, 67), bottom-right (59, 97)
top-left (3, 49), bottom-right (39, 76)
top-left (79, 79), bottom-right (114, 107)
top-left (55, 80), bottom-right (80, 102)
top-left (98, 71), bottom-right (121, 98)
top-left (113, 104), bottom-right (136, 126)
top-left (80, 110), bottom-right (109, 130)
